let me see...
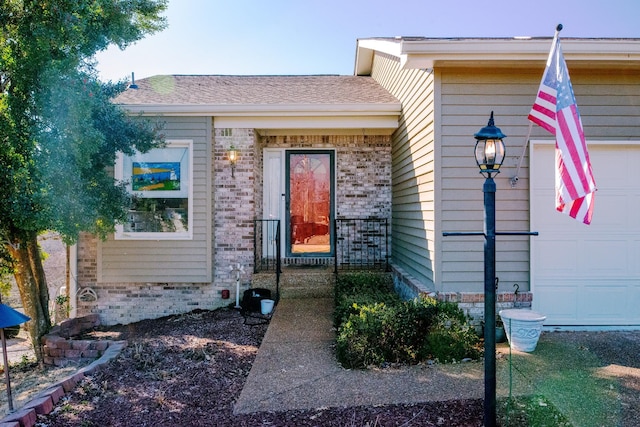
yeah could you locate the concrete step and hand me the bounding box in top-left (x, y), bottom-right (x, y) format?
top-left (252, 266), bottom-right (335, 300)
top-left (281, 265), bottom-right (334, 299)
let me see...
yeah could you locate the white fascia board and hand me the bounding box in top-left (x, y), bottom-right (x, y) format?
top-left (401, 38), bottom-right (640, 69)
top-left (357, 38), bottom-right (640, 71)
top-left (213, 114), bottom-right (399, 131)
top-left (357, 38), bottom-right (404, 56)
top-left (355, 38), bottom-right (404, 75)
top-left (120, 103), bottom-right (401, 117)
top-left (256, 128), bottom-right (396, 136)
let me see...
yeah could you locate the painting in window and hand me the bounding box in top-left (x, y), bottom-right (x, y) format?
top-left (115, 140), bottom-right (193, 239)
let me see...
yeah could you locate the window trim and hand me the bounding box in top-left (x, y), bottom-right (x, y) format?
top-left (114, 139), bottom-right (194, 240)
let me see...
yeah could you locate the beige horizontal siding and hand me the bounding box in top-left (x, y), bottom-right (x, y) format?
top-left (439, 67), bottom-right (640, 293)
top-left (98, 116), bottom-right (212, 283)
top-left (371, 52), bottom-right (437, 288)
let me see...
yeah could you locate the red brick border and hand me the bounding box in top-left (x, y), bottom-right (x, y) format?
top-left (0, 341), bottom-right (127, 427)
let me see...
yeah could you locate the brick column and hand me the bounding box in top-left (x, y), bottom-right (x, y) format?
top-left (213, 128), bottom-right (256, 289)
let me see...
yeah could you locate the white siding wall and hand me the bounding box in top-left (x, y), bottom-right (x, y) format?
top-left (371, 53), bottom-right (437, 290)
top-left (98, 116), bottom-right (213, 283)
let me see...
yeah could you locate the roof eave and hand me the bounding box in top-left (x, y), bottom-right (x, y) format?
top-left (120, 103), bottom-right (401, 134)
top-left (119, 103), bottom-right (402, 117)
top-left (355, 38), bottom-right (640, 74)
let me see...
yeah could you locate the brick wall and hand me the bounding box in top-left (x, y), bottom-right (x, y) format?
top-left (76, 232), bottom-right (97, 284)
top-left (392, 262), bottom-right (533, 324)
top-left (76, 282), bottom-right (217, 325)
top-left (438, 291), bottom-right (533, 322)
top-left (258, 134), bottom-right (392, 219)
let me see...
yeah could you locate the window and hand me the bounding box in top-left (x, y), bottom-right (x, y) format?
top-left (115, 140), bottom-right (193, 240)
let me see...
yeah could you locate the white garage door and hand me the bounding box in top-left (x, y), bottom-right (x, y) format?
top-left (531, 141), bottom-right (640, 326)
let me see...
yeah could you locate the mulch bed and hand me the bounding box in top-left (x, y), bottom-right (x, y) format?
top-left (34, 308), bottom-right (640, 426)
top-left (35, 308), bottom-right (489, 426)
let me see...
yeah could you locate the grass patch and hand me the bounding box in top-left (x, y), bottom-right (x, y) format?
top-left (498, 394), bottom-right (573, 426)
top-left (498, 337), bottom-right (622, 426)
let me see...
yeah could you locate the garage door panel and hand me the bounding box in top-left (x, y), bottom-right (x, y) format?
top-left (591, 146), bottom-right (638, 186)
top-left (534, 285), bottom-right (578, 324)
top-left (534, 239), bottom-right (578, 277)
top-left (629, 287), bottom-right (640, 323)
top-left (580, 285), bottom-right (628, 322)
top-left (534, 192), bottom-right (628, 231)
top-left (632, 239), bottom-right (640, 275)
top-left (591, 192), bottom-right (629, 229)
top-left (531, 142), bottom-right (640, 327)
top-left (584, 239), bottom-right (630, 276)
top-left (537, 281), bottom-right (639, 326)
top-left (630, 192), bottom-right (640, 226)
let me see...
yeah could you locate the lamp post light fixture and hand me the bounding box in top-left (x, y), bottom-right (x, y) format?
top-left (228, 145), bottom-right (238, 178)
top-left (474, 111), bottom-right (506, 427)
top-left (474, 111), bottom-right (506, 175)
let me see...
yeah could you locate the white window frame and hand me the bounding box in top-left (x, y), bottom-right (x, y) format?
top-left (114, 139), bottom-right (194, 240)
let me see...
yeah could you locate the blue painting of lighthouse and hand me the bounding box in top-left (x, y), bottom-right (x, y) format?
top-left (132, 162), bottom-right (180, 191)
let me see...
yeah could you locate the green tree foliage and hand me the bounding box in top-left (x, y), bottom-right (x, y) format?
top-left (0, 0), bottom-right (168, 361)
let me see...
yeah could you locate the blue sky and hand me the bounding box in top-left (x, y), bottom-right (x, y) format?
top-left (95, 0), bottom-right (640, 82)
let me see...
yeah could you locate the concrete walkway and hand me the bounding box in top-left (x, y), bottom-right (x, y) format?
top-left (234, 297), bottom-right (493, 414)
top-left (4, 331), bottom-right (35, 364)
top-left (234, 296), bottom-right (640, 426)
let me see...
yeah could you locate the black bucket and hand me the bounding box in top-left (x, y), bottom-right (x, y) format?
top-left (241, 288), bottom-right (272, 313)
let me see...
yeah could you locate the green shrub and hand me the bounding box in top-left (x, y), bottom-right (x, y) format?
top-left (424, 309), bottom-right (482, 363)
top-left (334, 272), bottom-right (482, 368)
top-left (334, 272), bottom-right (399, 327)
top-left (335, 302), bottom-right (388, 368)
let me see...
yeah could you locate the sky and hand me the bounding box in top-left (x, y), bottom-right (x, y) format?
top-left (95, 0), bottom-right (640, 82)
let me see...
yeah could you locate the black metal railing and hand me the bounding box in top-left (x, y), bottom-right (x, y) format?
top-left (334, 218), bottom-right (389, 273)
top-left (253, 219), bottom-right (281, 277)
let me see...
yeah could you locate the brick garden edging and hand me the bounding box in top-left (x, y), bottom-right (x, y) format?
top-left (0, 341), bottom-right (127, 427)
top-left (0, 315), bottom-right (128, 427)
top-left (41, 314), bottom-right (111, 367)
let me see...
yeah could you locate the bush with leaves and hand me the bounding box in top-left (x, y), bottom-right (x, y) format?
top-left (334, 272), bottom-right (400, 327)
top-left (425, 304), bottom-right (483, 363)
top-left (335, 273), bottom-right (482, 368)
top-left (335, 302), bottom-right (388, 368)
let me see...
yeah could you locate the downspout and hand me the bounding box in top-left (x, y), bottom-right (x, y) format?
top-left (69, 244), bottom-right (78, 318)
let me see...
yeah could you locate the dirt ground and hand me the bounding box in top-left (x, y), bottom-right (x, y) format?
top-left (25, 308), bottom-right (640, 427)
top-left (0, 305), bottom-right (637, 425)
top-left (33, 308), bottom-right (492, 427)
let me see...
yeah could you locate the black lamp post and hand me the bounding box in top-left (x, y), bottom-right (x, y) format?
top-left (444, 112), bottom-right (536, 426)
top-left (474, 111), bottom-right (506, 427)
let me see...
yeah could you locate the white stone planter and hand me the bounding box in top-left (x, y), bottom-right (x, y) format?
top-left (499, 309), bottom-right (546, 352)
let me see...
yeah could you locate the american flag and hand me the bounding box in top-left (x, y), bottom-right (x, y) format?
top-left (528, 34), bottom-right (596, 224)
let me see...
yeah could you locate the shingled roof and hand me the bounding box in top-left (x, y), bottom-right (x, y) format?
top-left (115, 75), bottom-right (399, 106)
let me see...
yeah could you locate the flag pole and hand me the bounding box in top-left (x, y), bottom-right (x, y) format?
top-left (548, 24), bottom-right (563, 66)
top-left (509, 122), bottom-right (533, 188)
top-left (511, 24), bottom-right (563, 188)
